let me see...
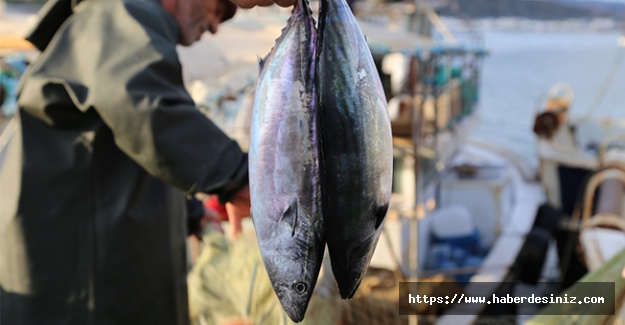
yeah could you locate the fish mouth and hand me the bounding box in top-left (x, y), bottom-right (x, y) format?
top-left (284, 307), bottom-right (306, 323)
top-left (275, 287), bottom-right (310, 323)
top-left (337, 272), bottom-right (365, 299)
top-left (270, 277), bottom-right (316, 322)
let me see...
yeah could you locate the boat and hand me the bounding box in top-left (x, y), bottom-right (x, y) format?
top-left (524, 81), bottom-right (625, 324)
top-left (0, 33), bottom-right (32, 167)
top-left (533, 83), bottom-right (625, 267)
top-left (361, 17), bottom-right (545, 324)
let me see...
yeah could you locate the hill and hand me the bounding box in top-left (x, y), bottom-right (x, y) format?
top-left (436, 0), bottom-right (625, 20)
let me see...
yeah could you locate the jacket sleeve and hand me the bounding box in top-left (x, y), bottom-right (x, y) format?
top-left (18, 0), bottom-right (248, 200)
top-left (186, 196), bottom-right (205, 237)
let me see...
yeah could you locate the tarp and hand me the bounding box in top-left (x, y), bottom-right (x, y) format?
top-left (526, 247), bottom-right (625, 325)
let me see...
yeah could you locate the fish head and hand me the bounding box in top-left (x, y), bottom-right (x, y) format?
top-left (265, 255), bottom-right (315, 322)
top-left (259, 202), bottom-right (322, 322)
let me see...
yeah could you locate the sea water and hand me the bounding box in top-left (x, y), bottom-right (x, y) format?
top-left (472, 30), bottom-right (625, 169)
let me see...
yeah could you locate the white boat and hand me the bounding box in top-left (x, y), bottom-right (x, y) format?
top-left (526, 79), bottom-right (625, 324)
top-left (533, 82), bottom-right (625, 266)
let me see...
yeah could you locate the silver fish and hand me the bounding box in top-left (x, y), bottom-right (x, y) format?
top-left (317, 0), bottom-right (394, 299)
top-left (248, 0), bottom-right (324, 321)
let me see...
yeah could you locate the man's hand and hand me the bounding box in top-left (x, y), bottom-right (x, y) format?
top-left (225, 185), bottom-right (251, 239)
top-left (229, 0), bottom-right (295, 9)
top-left (201, 206), bottom-right (225, 235)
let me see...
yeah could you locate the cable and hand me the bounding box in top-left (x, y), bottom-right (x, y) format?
top-left (584, 47), bottom-right (625, 117)
top-left (584, 7), bottom-right (625, 117)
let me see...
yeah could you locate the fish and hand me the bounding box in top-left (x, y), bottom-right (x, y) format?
top-left (316, 0), bottom-right (394, 299)
top-left (248, 0), bottom-right (324, 322)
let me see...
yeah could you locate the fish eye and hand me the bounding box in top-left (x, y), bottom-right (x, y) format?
top-left (293, 282), bottom-right (307, 294)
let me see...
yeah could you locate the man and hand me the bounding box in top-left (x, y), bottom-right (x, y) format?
top-left (0, 0), bottom-right (294, 323)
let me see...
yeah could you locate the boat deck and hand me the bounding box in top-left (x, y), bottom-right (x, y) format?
top-left (435, 139), bottom-right (543, 324)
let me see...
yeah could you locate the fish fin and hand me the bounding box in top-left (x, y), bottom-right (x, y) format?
top-left (258, 55), bottom-right (266, 74)
top-left (279, 200), bottom-right (298, 237)
top-left (374, 202), bottom-right (389, 230)
top-left (300, 0), bottom-right (314, 21)
top-left (258, 4), bottom-right (298, 76)
top-left (292, 202), bottom-right (298, 237)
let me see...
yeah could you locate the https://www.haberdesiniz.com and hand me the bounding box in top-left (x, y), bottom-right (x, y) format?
top-left (398, 282), bottom-right (615, 315)
top-left (407, 292), bottom-right (606, 305)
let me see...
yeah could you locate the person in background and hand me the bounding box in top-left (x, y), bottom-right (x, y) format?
top-left (0, 0), bottom-right (294, 323)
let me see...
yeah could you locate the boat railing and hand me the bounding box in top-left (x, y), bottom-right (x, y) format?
top-left (577, 165), bottom-right (625, 270)
top-left (598, 133), bottom-right (625, 167)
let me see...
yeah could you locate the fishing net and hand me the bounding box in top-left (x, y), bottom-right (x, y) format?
top-left (188, 227), bottom-right (413, 325)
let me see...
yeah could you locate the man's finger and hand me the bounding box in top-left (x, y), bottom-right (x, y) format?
top-left (211, 221), bottom-right (225, 234)
top-left (235, 0), bottom-right (273, 8)
top-left (275, 0), bottom-right (295, 7)
top-left (228, 0), bottom-right (256, 9)
top-left (226, 203), bottom-right (244, 239)
top-left (203, 208), bottom-right (220, 222)
top-left (233, 0), bottom-right (254, 8)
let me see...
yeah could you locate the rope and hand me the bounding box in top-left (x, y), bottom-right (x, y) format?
top-left (447, 0), bottom-right (485, 46)
top-left (584, 45), bottom-right (625, 117)
top-left (245, 261), bottom-right (259, 319)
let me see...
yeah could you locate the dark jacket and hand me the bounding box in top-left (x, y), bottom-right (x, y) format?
top-left (0, 0), bottom-right (248, 324)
